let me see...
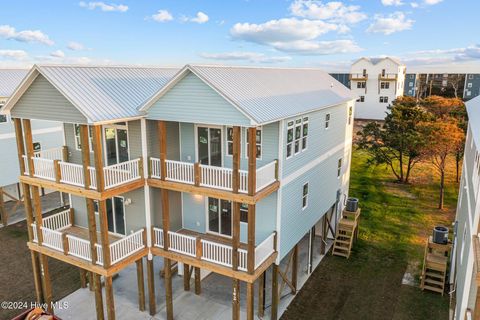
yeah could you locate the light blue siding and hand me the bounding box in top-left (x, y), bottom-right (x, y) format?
top-left (146, 72), bottom-right (251, 126)
top-left (282, 103), bottom-right (349, 177)
top-left (11, 74), bottom-right (87, 123)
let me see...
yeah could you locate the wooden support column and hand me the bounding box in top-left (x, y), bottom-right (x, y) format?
top-left (40, 255), bottom-right (53, 314)
top-left (183, 263), bottom-right (190, 291)
top-left (92, 125), bottom-right (111, 268)
top-left (246, 282), bottom-right (254, 320)
top-left (320, 216), bottom-right (326, 255)
top-left (232, 126), bottom-right (241, 272)
top-left (308, 226), bottom-right (315, 274)
top-left (164, 258), bottom-right (174, 320)
top-left (271, 264), bottom-right (279, 320)
top-left (0, 187), bottom-right (6, 226)
top-left (93, 274), bottom-right (105, 320)
top-left (105, 276), bottom-right (115, 320)
top-left (232, 279), bottom-right (240, 320)
top-left (88, 272), bottom-right (94, 291)
top-left (247, 128), bottom-right (257, 274)
top-left (146, 258), bottom-right (156, 316)
top-left (258, 271), bottom-right (266, 318)
top-left (158, 121), bottom-right (167, 181)
top-left (292, 244), bottom-right (298, 294)
top-left (136, 259), bottom-right (146, 311)
top-left (80, 269), bottom-right (87, 288)
top-left (195, 267), bottom-right (201, 295)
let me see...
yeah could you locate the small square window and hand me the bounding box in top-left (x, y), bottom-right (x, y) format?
top-left (468, 83), bottom-right (473, 88)
top-left (33, 142), bottom-right (41, 152)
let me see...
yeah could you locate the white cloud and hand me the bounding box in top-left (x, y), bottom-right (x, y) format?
top-left (79, 1), bottom-right (128, 12)
top-left (182, 12), bottom-right (209, 24)
top-left (50, 50), bottom-right (65, 58)
top-left (290, 0), bottom-right (367, 25)
top-left (0, 49), bottom-right (28, 60)
top-left (424, 0), bottom-right (442, 5)
top-left (367, 12), bottom-right (414, 35)
top-left (410, 2), bottom-right (419, 7)
top-left (200, 51), bottom-right (291, 63)
top-left (151, 10), bottom-right (174, 22)
top-left (271, 39), bottom-right (362, 55)
top-left (381, 0), bottom-right (404, 6)
top-left (0, 25), bottom-right (54, 45)
top-left (67, 41), bottom-right (85, 51)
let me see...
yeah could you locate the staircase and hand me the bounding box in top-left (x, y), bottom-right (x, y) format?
top-left (420, 237), bottom-right (451, 295)
top-left (332, 208), bottom-right (361, 259)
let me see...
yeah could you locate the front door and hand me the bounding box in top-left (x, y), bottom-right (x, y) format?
top-left (207, 198), bottom-right (232, 237)
top-left (197, 126), bottom-right (222, 166)
top-left (106, 196), bottom-right (126, 235)
top-left (104, 123), bottom-right (129, 166)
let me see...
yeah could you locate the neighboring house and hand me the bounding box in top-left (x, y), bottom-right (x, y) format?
top-left (349, 57), bottom-right (406, 120)
top-left (451, 96), bottom-right (480, 320)
top-left (0, 69), bottom-right (64, 225)
top-left (2, 64), bottom-right (355, 320)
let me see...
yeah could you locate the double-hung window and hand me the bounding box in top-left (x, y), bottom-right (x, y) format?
top-left (357, 81), bottom-right (366, 89)
top-left (286, 117), bottom-right (308, 158)
top-left (325, 113), bottom-right (331, 129)
top-left (348, 106), bottom-right (353, 125)
top-left (226, 127), bottom-right (236, 156)
top-left (74, 124), bottom-right (93, 152)
top-left (302, 183), bottom-right (309, 210)
top-left (379, 96), bottom-right (389, 103)
top-left (380, 82), bottom-right (390, 89)
top-left (337, 158), bottom-right (343, 177)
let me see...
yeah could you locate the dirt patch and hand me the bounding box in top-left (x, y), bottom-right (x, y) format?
top-left (382, 182), bottom-right (417, 200)
top-left (0, 219), bottom-right (81, 319)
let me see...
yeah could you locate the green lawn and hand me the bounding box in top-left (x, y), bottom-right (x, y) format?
top-left (281, 149), bottom-right (456, 320)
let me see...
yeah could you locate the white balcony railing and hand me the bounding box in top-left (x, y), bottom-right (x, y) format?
top-left (35, 147), bottom-right (64, 161)
top-left (43, 209), bottom-right (72, 230)
top-left (254, 232), bottom-right (276, 269)
top-left (153, 227), bottom-right (164, 248)
top-left (67, 235), bottom-right (92, 261)
top-left (24, 154), bottom-right (141, 190)
top-left (168, 231), bottom-right (196, 257)
top-left (150, 158), bottom-right (277, 193)
top-left (41, 227), bottom-right (64, 251)
top-left (109, 229), bottom-right (145, 264)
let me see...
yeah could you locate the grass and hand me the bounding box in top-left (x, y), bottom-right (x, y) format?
top-left (281, 148), bottom-right (456, 320)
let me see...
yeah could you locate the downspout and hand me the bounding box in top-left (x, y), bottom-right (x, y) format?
top-left (140, 118), bottom-right (152, 259)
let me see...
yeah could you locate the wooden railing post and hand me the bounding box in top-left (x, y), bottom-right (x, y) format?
top-left (196, 237), bottom-right (202, 259)
top-left (138, 156), bottom-right (144, 179)
top-left (194, 162), bottom-right (200, 186)
top-left (54, 160), bottom-right (61, 184)
top-left (62, 232), bottom-right (69, 255)
top-left (69, 208), bottom-right (74, 226)
top-left (148, 157), bottom-right (152, 179)
top-left (62, 145), bottom-right (69, 162)
top-left (274, 159), bottom-right (279, 181)
top-left (142, 227), bottom-right (147, 246)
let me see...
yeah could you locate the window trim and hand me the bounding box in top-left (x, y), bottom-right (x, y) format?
top-left (93, 196), bottom-right (127, 237)
top-left (103, 122), bottom-right (130, 165)
top-left (286, 117), bottom-right (308, 159)
top-left (302, 182), bottom-right (309, 210)
top-left (74, 124), bottom-right (94, 152)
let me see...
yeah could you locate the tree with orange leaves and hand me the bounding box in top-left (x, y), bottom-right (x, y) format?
top-left (420, 117), bottom-right (465, 209)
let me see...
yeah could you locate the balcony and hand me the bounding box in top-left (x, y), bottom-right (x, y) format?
top-left (149, 158), bottom-right (278, 195)
top-left (22, 146), bottom-right (143, 193)
top-left (379, 73), bottom-right (398, 81)
top-left (30, 209), bottom-right (147, 268)
top-left (152, 227), bottom-right (276, 273)
top-left (349, 73), bottom-right (368, 80)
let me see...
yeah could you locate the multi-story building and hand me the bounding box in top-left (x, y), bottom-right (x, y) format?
top-left (349, 57), bottom-right (406, 120)
top-left (0, 69), bottom-right (64, 225)
top-left (451, 95), bottom-right (480, 319)
top-left (2, 64), bottom-right (355, 320)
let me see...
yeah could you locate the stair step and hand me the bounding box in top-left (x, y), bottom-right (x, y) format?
top-left (425, 271), bottom-right (445, 280)
top-left (334, 239), bottom-right (352, 245)
top-left (422, 284), bottom-right (444, 294)
top-left (332, 251), bottom-right (349, 258)
top-left (424, 278), bottom-right (445, 286)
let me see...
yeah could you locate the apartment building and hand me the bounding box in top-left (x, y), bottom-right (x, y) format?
top-left (0, 69), bottom-right (64, 225)
top-left (349, 57), bottom-right (406, 120)
top-left (1, 64), bottom-right (355, 320)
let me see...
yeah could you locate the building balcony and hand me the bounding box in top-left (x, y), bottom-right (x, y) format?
top-left (349, 73), bottom-right (368, 80)
top-left (379, 73), bottom-right (398, 81)
top-left (21, 146), bottom-right (144, 199)
top-left (148, 158), bottom-right (279, 203)
top-left (29, 208), bottom-right (147, 274)
top-left (151, 227), bottom-right (276, 277)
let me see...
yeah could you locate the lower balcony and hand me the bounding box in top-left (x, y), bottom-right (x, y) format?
top-left (152, 227), bottom-right (276, 274)
top-left (22, 146), bottom-right (143, 193)
top-left (30, 209), bottom-right (146, 269)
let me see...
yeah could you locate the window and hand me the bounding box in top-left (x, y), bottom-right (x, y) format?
top-left (226, 127), bottom-right (237, 156)
top-left (357, 81), bottom-right (366, 89)
top-left (286, 117), bottom-right (308, 158)
top-left (381, 69), bottom-right (386, 76)
top-left (74, 124), bottom-right (93, 152)
top-left (410, 74), bottom-right (414, 79)
top-left (409, 82), bottom-right (413, 87)
top-left (348, 106), bottom-right (353, 125)
top-left (380, 82), bottom-right (390, 89)
top-left (468, 83), bottom-right (473, 88)
top-left (442, 80), bottom-right (448, 87)
top-left (302, 183), bottom-right (309, 209)
top-left (240, 203), bottom-right (248, 223)
top-left (337, 158), bottom-right (342, 177)
top-left (408, 90), bottom-right (412, 94)
top-left (33, 142), bottom-right (41, 152)
top-left (467, 91), bottom-right (472, 96)
top-left (356, 95), bottom-right (365, 102)
top-left (325, 113), bottom-right (331, 129)
top-left (246, 127), bottom-right (262, 159)
top-left (362, 69), bottom-right (367, 76)
top-left (379, 96), bottom-right (389, 103)
top-left (469, 74), bottom-right (474, 79)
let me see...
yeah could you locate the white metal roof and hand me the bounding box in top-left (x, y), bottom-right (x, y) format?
top-left (467, 96), bottom-right (480, 147)
top-left (352, 57), bottom-right (404, 66)
top-left (143, 64), bottom-right (356, 125)
top-left (0, 69), bottom-right (28, 97)
top-left (3, 65), bottom-right (179, 123)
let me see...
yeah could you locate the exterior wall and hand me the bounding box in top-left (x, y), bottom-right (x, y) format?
top-left (329, 73), bottom-right (350, 89)
top-left (350, 58), bottom-right (405, 120)
top-left (404, 73), bottom-right (417, 97)
top-left (278, 100), bottom-right (354, 260)
top-left (146, 71), bottom-right (251, 126)
top-left (465, 74), bottom-right (480, 101)
top-left (11, 74), bottom-right (87, 124)
top-left (453, 125), bottom-right (480, 319)
top-left (0, 119), bottom-right (63, 187)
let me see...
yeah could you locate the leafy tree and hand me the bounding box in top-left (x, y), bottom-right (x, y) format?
top-left (419, 118), bottom-right (465, 209)
top-left (357, 96), bottom-right (429, 183)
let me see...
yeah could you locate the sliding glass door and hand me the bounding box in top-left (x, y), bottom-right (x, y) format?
top-left (197, 126), bottom-right (222, 167)
top-left (106, 196), bottom-right (125, 235)
top-left (207, 198), bottom-right (232, 237)
top-left (104, 123), bottom-right (129, 166)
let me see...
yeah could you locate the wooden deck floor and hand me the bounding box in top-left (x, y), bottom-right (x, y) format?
top-left (177, 229), bottom-right (248, 250)
top-left (63, 225), bottom-right (122, 244)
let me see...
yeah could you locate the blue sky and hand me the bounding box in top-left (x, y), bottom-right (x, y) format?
top-left (0, 0), bottom-right (478, 72)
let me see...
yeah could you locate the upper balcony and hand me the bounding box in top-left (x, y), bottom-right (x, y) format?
top-left (21, 146), bottom-right (144, 199)
top-left (349, 73), bottom-right (368, 81)
top-left (29, 208), bottom-right (147, 275)
top-left (379, 73), bottom-right (398, 81)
